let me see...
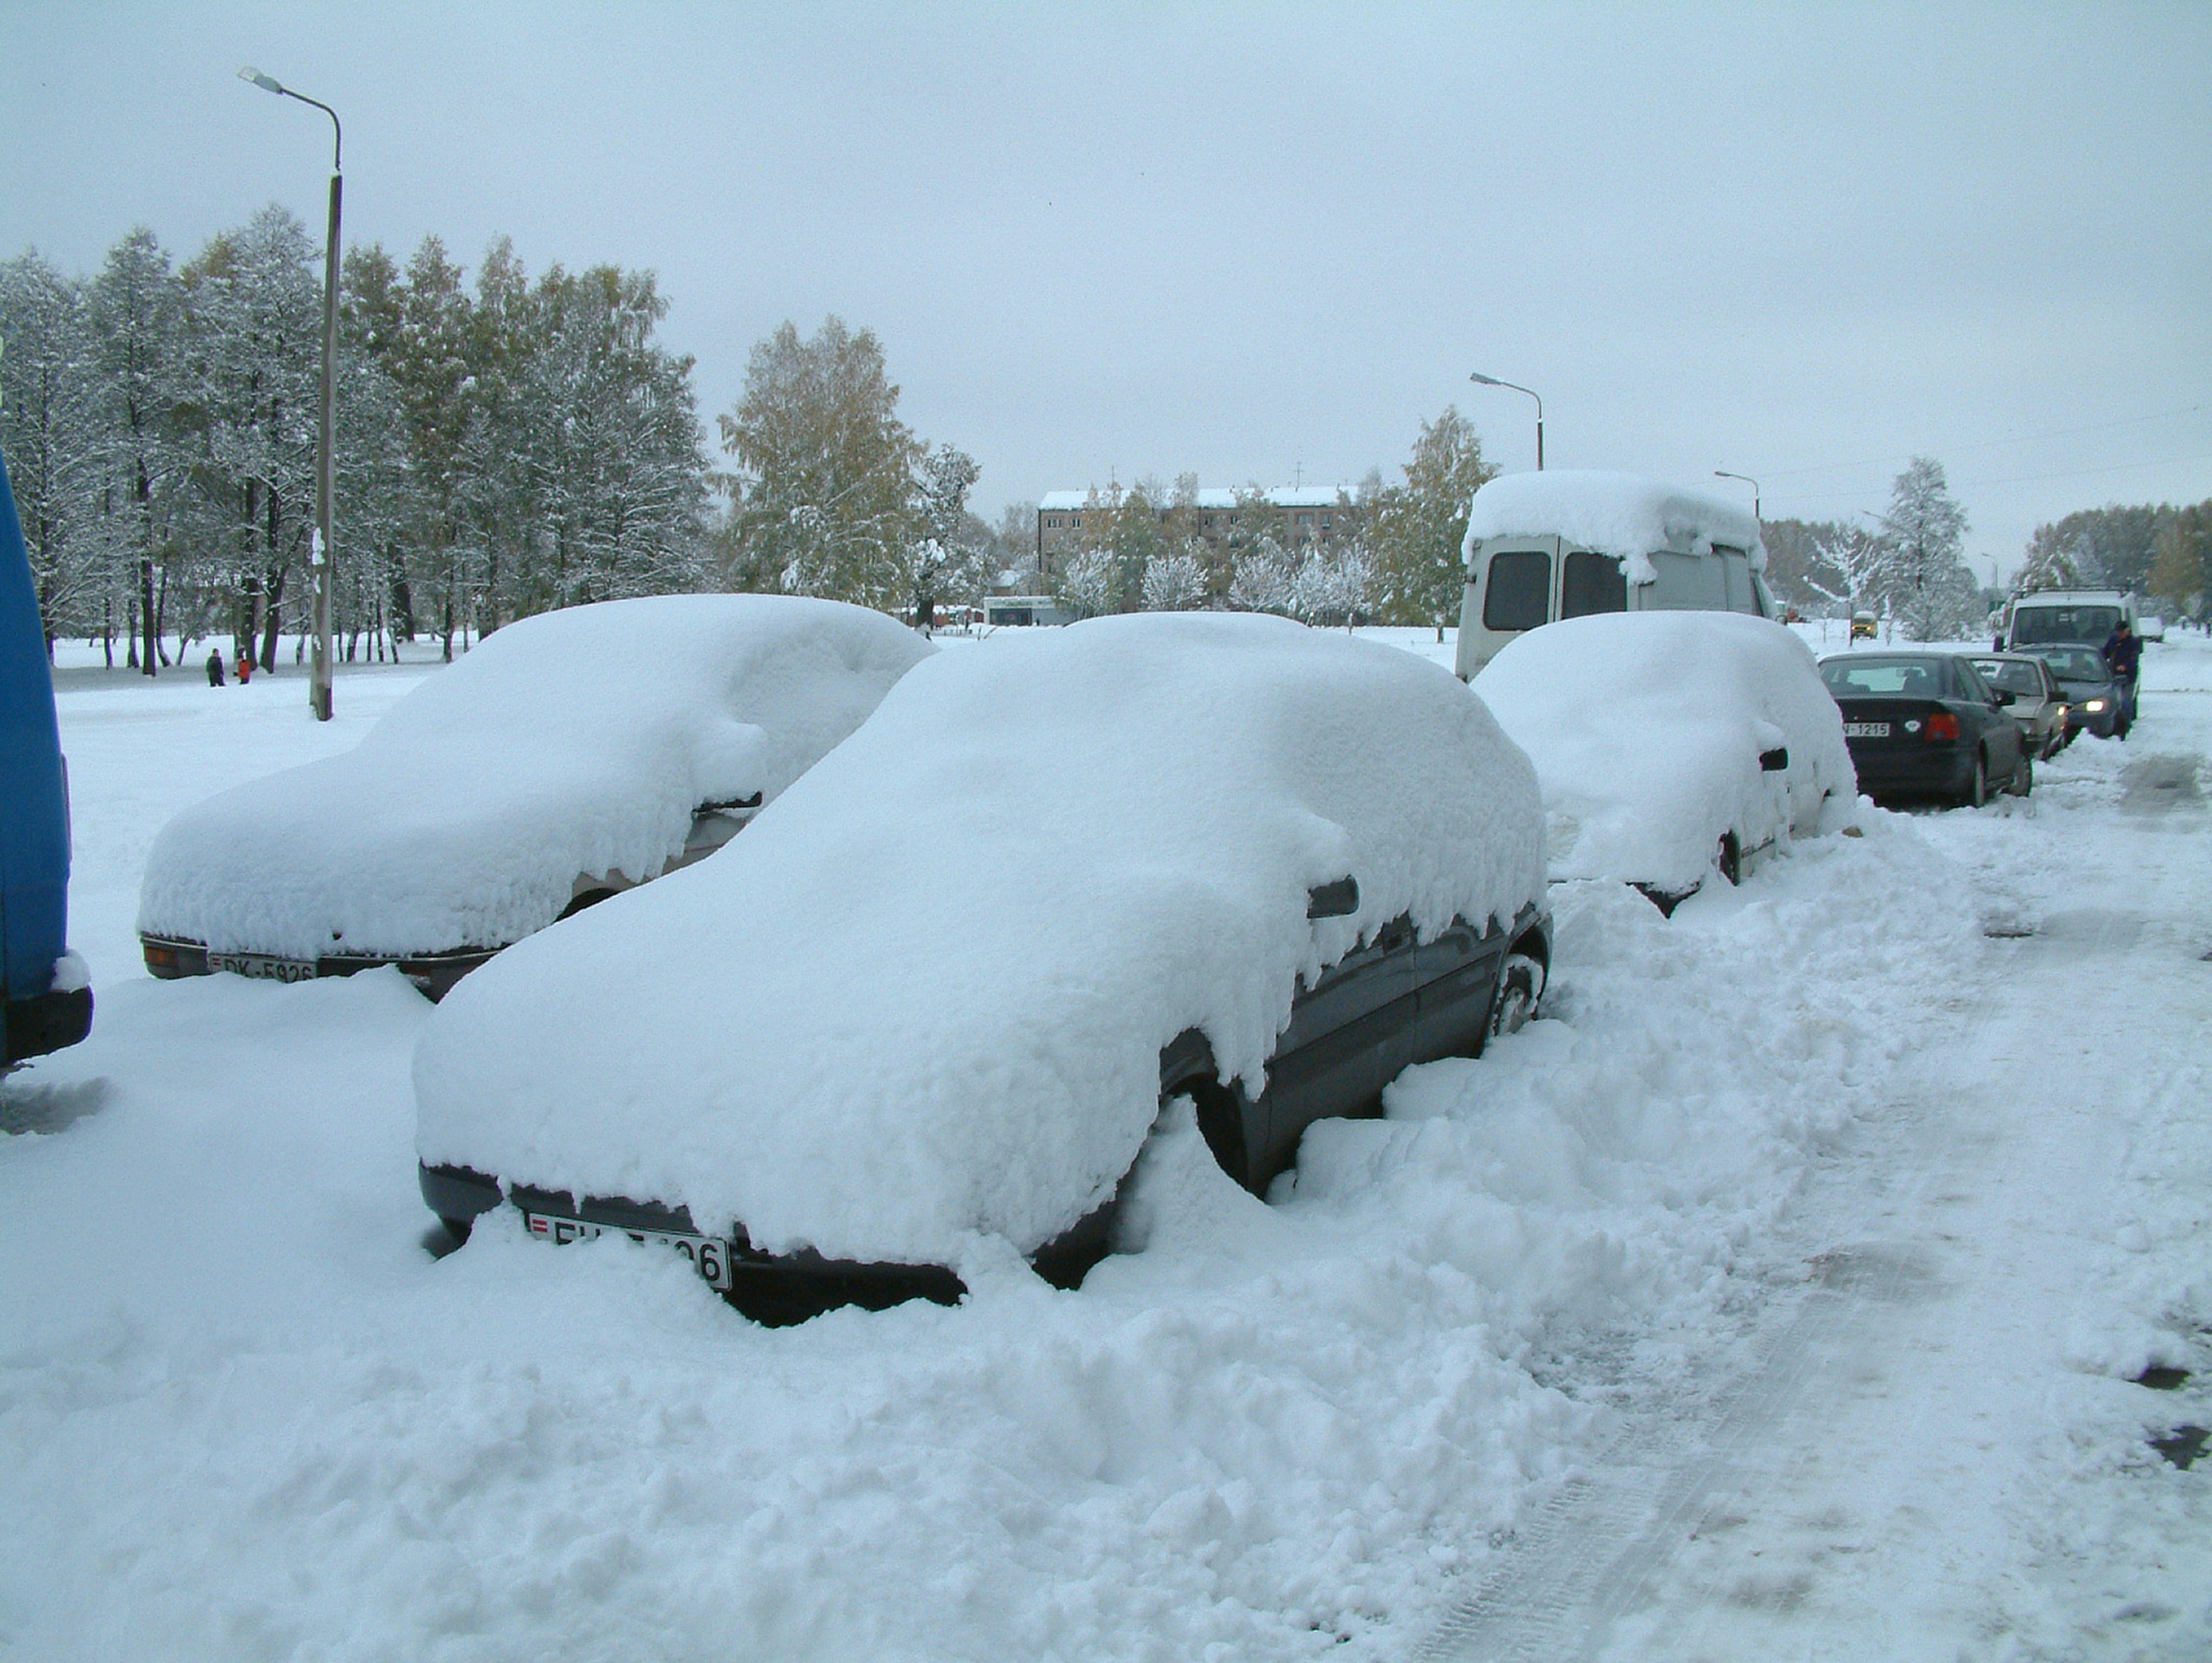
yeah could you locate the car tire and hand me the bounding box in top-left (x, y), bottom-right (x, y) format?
top-left (556, 888), bottom-right (618, 921)
top-left (1488, 954), bottom-right (1544, 1041)
top-left (2008, 752), bottom-right (2032, 796)
top-left (1184, 1077), bottom-right (1256, 1193)
top-left (1716, 833), bottom-right (1742, 886)
top-left (1963, 753), bottom-right (1988, 809)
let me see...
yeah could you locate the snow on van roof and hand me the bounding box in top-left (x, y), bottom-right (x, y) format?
top-left (138, 596), bottom-right (934, 962)
top-left (1462, 472), bottom-right (1766, 583)
top-left (413, 613), bottom-right (1545, 1267)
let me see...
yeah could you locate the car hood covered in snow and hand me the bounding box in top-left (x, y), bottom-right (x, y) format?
top-left (1473, 612), bottom-right (1855, 893)
top-left (414, 612), bottom-right (1545, 1266)
top-left (138, 596), bottom-right (934, 960)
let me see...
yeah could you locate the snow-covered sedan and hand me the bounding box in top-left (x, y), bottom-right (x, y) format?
top-left (413, 613), bottom-right (1552, 1319)
top-left (1472, 611), bottom-right (1856, 910)
top-left (139, 596), bottom-right (934, 998)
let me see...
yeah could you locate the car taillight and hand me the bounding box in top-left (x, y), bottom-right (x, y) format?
top-left (143, 943), bottom-right (177, 968)
top-left (1923, 712), bottom-right (1960, 742)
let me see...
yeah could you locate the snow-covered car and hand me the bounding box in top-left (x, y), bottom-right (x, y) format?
top-left (1472, 611), bottom-right (1855, 910)
top-left (139, 596), bottom-right (934, 999)
top-left (413, 613), bottom-right (1552, 1318)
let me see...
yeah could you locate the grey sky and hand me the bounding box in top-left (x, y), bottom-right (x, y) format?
top-left (6, 2), bottom-right (2207, 574)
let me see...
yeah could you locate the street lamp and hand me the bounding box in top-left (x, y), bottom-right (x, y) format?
top-left (1468, 372), bottom-right (1543, 469)
top-left (1713, 469), bottom-right (1760, 524)
top-left (237, 65), bottom-right (341, 722)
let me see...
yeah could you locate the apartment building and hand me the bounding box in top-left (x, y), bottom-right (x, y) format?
top-left (1033, 485), bottom-right (1356, 578)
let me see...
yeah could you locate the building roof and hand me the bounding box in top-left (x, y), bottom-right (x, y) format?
top-left (1037, 486), bottom-right (1355, 514)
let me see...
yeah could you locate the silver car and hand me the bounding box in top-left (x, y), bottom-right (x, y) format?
top-left (1967, 653), bottom-right (2068, 759)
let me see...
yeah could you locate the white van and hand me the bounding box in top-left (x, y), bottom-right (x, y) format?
top-left (2001, 589), bottom-right (2133, 651)
top-left (1455, 471), bottom-right (1775, 678)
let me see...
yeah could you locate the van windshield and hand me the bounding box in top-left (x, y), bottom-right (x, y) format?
top-left (2012, 605), bottom-right (2119, 645)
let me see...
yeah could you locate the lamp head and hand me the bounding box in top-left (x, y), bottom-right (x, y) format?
top-left (1468, 372), bottom-right (1501, 386)
top-left (238, 65), bottom-right (287, 96)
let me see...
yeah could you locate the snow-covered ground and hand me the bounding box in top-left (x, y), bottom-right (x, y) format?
top-left (3, 627), bottom-right (2207, 1660)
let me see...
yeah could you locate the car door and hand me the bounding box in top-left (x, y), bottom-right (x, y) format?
top-left (1258, 920), bottom-right (1419, 1179)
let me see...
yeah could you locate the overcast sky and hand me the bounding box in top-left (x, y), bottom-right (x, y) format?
top-left (5, 2), bottom-right (2207, 574)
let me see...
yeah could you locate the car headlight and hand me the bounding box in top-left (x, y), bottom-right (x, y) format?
top-left (2083, 699), bottom-right (2106, 713)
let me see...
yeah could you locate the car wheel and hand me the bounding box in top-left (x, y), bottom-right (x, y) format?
top-left (1488, 953), bottom-right (1545, 1041)
top-left (1964, 753), bottom-right (1988, 809)
top-left (1184, 1077), bottom-right (1256, 1193)
top-left (1716, 833), bottom-right (1742, 886)
top-left (2008, 751), bottom-right (2032, 796)
top-left (556, 887), bottom-right (619, 921)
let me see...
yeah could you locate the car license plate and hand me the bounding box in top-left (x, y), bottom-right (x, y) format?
top-left (207, 951), bottom-right (317, 983)
top-left (1843, 722), bottom-right (1890, 738)
top-left (522, 1210), bottom-right (735, 1291)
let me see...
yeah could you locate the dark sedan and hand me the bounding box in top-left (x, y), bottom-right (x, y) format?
top-left (1819, 652), bottom-right (2030, 807)
top-left (2019, 645), bottom-right (2124, 741)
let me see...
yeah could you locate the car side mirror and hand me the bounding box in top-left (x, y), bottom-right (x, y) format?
top-left (1307, 877), bottom-right (1359, 919)
top-left (1759, 747), bottom-right (1789, 772)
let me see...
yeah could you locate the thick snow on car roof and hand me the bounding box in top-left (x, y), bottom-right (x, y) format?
top-left (138, 595), bottom-right (933, 961)
top-left (1474, 612), bottom-right (1855, 892)
top-left (414, 612), bottom-right (1545, 1266)
top-left (1462, 470), bottom-right (1766, 586)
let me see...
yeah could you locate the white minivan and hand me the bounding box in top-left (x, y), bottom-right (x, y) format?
top-left (1455, 471), bottom-right (1776, 678)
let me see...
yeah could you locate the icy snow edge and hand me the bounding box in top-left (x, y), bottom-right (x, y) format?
top-left (414, 613), bottom-right (1546, 1264)
top-left (137, 596), bottom-right (934, 961)
top-left (1462, 470), bottom-right (1767, 586)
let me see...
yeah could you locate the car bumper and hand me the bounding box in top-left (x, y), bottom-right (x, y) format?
top-left (1846, 743), bottom-right (1978, 801)
top-left (2064, 706), bottom-right (2119, 738)
top-left (4, 985), bottom-right (93, 1067)
top-left (142, 934), bottom-right (498, 1001)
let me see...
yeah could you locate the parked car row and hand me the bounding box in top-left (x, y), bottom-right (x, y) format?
top-left (134, 469), bottom-right (2110, 1322)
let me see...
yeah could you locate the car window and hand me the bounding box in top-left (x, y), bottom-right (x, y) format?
top-left (1821, 657), bottom-right (1941, 696)
top-left (2028, 646), bottom-right (2108, 681)
top-left (1559, 550), bottom-right (1627, 618)
top-left (1482, 550), bottom-right (1551, 632)
top-left (1970, 659), bottom-right (2043, 697)
top-left (1718, 549), bottom-right (1756, 613)
top-left (1951, 659), bottom-right (1993, 701)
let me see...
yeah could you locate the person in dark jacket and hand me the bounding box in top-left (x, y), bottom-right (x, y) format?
top-left (2102, 619), bottom-right (2141, 735)
top-left (205, 647), bottom-right (226, 687)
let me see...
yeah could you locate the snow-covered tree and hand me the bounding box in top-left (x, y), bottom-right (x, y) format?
top-left (1870, 457), bottom-right (1979, 641)
top-left (87, 227), bottom-right (184, 673)
top-left (1293, 539), bottom-right (1374, 629)
top-left (1227, 532), bottom-right (1299, 615)
top-left (1140, 547), bottom-right (1206, 612)
top-left (1054, 547), bottom-right (1121, 619)
top-left (903, 443), bottom-right (988, 631)
top-left (0, 251), bottom-right (105, 652)
top-left (719, 317), bottom-right (920, 608)
top-left (1368, 406), bottom-right (1492, 629)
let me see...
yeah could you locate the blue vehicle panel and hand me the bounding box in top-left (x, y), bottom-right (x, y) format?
top-left (1, 443), bottom-right (92, 1064)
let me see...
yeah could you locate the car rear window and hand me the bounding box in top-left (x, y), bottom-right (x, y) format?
top-left (1482, 550), bottom-right (1551, 632)
top-left (1971, 659), bottom-right (2044, 696)
top-left (1821, 657), bottom-right (1945, 697)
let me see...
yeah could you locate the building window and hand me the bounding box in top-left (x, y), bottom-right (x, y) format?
top-left (1296, 512), bottom-right (1313, 526)
top-left (1046, 517), bottom-right (1061, 529)
top-left (1071, 515), bottom-right (1081, 528)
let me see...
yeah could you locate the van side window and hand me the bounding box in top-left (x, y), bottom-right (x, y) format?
top-left (1645, 551), bottom-right (1726, 611)
top-left (1482, 551), bottom-right (1551, 632)
top-left (1560, 550), bottom-right (1626, 618)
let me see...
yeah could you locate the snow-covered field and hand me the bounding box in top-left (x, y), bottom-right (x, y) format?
top-left (4, 628), bottom-right (2208, 1660)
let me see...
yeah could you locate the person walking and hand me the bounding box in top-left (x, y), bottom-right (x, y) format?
top-left (2102, 617), bottom-right (2141, 737)
top-left (236, 650), bottom-right (253, 686)
top-left (205, 647), bottom-right (226, 687)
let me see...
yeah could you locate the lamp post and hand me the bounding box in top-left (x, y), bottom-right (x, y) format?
top-left (1468, 372), bottom-right (1543, 469)
top-left (1713, 469), bottom-right (1760, 524)
top-left (237, 66), bottom-right (340, 721)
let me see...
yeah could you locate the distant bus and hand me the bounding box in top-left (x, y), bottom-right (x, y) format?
top-left (1, 445), bottom-right (91, 1067)
top-left (1455, 472), bottom-right (1776, 679)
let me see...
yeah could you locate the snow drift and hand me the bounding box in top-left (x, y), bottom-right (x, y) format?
top-left (414, 612), bottom-right (1546, 1265)
top-left (137, 596), bottom-right (934, 961)
top-left (1461, 470), bottom-right (1766, 587)
top-left (1473, 612), bottom-right (1855, 893)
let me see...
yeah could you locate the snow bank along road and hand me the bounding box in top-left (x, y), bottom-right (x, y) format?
top-left (3, 633), bottom-right (2207, 1661)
